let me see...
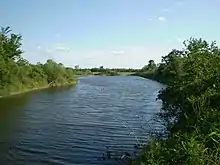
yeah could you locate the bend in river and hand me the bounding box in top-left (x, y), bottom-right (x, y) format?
top-left (0, 76), bottom-right (164, 165)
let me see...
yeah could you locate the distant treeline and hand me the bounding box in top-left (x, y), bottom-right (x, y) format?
top-left (0, 26), bottom-right (139, 96)
top-left (76, 67), bottom-right (139, 74)
top-left (73, 66), bottom-right (139, 76)
top-left (130, 38), bottom-right (220, 164)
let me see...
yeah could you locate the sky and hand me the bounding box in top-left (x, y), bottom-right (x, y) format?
top-left (0, 0), bottom-right (220, 68)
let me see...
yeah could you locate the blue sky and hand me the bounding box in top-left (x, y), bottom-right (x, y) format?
top-left (0, 0), bottom-right (220, 68)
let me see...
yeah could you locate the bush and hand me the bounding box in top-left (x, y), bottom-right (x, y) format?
top-left (132, 38), bottom-right (220, 165)
top-left (0, 27), bottom-right (77, 96)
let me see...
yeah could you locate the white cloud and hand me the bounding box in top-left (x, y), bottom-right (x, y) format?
top-left (45, 44), bottom-right (71, 52)
top-left (37, 45), bottom-right (41, 50)
top-left (175, 1), bottom-right (184, 6)
top-left (177, 38), bottom-right (183, 43)
top-left (54, 46), bottom-right (70, 52)
top-left (23, 43), bottom-right (182, 68)
top-left (166, 39), bottom-right (185, 49)
top-left (111, 50), bottom-right (125, 55)
top-left (158, 16), bottom-right (167, 22)
top-left (45, 48), bottom-right (53, 53)
top-left (162, 8), bottom-right (170, 12)
top-left (148, 18), bottom-right (153, 21)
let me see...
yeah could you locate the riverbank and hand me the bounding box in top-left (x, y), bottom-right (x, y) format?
top-left (0, 27), bottom-right (79, 100)
top-left (76, 71), bottom-right (136, 77)
top-left (129, 38), bottom-right (220, 165)
top-left (130, 72), bottom-right (165, 84)
top-left (0, 80), bottom-right (77, 99)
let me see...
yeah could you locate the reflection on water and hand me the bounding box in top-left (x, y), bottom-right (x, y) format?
top-left (0, 94), bottom-right (30, 163)
top-left (43, 84), bottom-right (76, 94)
top-left (0, 84), bottom-right (75, 140)
top-left (0, 76), bottom-right (164, 165)
top-left (0, 94), bottom-right (30, 139)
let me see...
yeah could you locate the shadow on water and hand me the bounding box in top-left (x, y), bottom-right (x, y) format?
top-left (0, 85), bottom-right (76, 164)
top-left (0, 94), bottom-right (31, 163)
top-left (0, 85), bottom-right (75, 127)
top-left (0, 85), bottom-right (75, 141)
top-left (0, 94), bottom-right (30, 140)
top-left (43, 84), bottom-right (75, 95)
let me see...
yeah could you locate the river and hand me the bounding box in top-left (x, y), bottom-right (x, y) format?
top-left (0, 76), bottom-right (164, 165)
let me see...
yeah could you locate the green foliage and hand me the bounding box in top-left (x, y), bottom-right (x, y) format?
top-left (132, 131), bottom-right (220, 165)
top-left (142, 60), bottom-right (157, 71)
top-left (95, 70), bottom-right (120, 76)
top-left (132, 38), bottom-right (220, 164)
top-left (132, 60), bottom-right (157, 80)
top-left (0, 27), bottom-right (77, 96)
top-left (90, 67), bottom-right (138, 76)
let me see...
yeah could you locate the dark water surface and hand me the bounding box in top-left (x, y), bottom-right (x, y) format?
top-left (0, 76), bottom-right (164, 165)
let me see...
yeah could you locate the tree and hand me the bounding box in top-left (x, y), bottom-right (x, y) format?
top-left (141, 60), bottom-right (156, 71)
top-left (148, 60), bottom-right (156, 70)
top-left (0, 26), bottom-right (22, 60)
top-left (75, 65), bottom-right (79, 70)
top-left (0, 26), bottom-right (77, 95)
top-left (132, 38), bottom-right (220, 165)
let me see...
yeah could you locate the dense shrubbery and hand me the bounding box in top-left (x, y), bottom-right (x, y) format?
top-left (0, 27), bottom-right (77, 96)
top-left (132, 38), bottom-right (220, 164)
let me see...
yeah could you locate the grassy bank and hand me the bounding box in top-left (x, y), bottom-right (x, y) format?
top-left (0, 27), bottom-right (78, 98)
top-left (0, 80), bottom-right (77, 98)
top-left (129, 38), bottom-right (220, 164)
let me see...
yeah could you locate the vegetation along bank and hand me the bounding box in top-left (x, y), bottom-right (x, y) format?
top-left (2, 26), bottom-right (220, 164)
top-left (130, 38), bottom-right (220, 164)
top-left (0, 26), bottom-right (138, 97)
top-left (0, 27), bottom-right (78, 97)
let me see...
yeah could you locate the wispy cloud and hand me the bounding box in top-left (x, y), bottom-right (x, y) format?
top-left (148, 18), bottom-right (153, 21)
top-left (54, 46), bottom-right (70, 52)
top-left (166, 38), bottom-right (184, 44)
top-left (45, 48), bottom-right (53, 53)
top-left (37, 45), bottom-right (41, 50)
top-left (45, 44), bottom-right (71, 52)
top-left (177, 38), bottom-right (185, 44)
top-left (162, 8), bottom-right (170, 12)
top-left (23, 43), bottom-right (181, 68)
top-left (175, 1), bottom-right (184, 6)
top-left (111, 50), bottom-right (125, 55)
top-left (158, 16), bottom-right (167, 22)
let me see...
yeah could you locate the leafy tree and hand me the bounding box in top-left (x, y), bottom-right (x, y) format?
top-left (74, 65), bottom-right (79, 70)
top-left (0, 26), bottom-right (22, 60)
top-left (100, 66), bottom-right (104, 70)
top-left (131, 38), bottom-right (220, 165)
top-left (0, 26), bottom-right (77, 96)
top-left (148, 60), bottom-right (157, 70)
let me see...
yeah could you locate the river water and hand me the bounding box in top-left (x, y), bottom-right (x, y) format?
top-left (0, 76), bottom-right (164, 165)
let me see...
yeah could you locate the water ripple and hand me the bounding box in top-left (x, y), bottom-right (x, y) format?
top-left (0, 76), bottom-right (165, 165)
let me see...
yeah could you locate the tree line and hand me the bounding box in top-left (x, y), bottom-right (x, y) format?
top-left (131, 38), bottom-right (220, 164)
top-left (0, 26), bottom-right (140, 96)
top-left (0, 27), bottom-right (77, 96)
top-left (75, 66), bottom-right (139, 75)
